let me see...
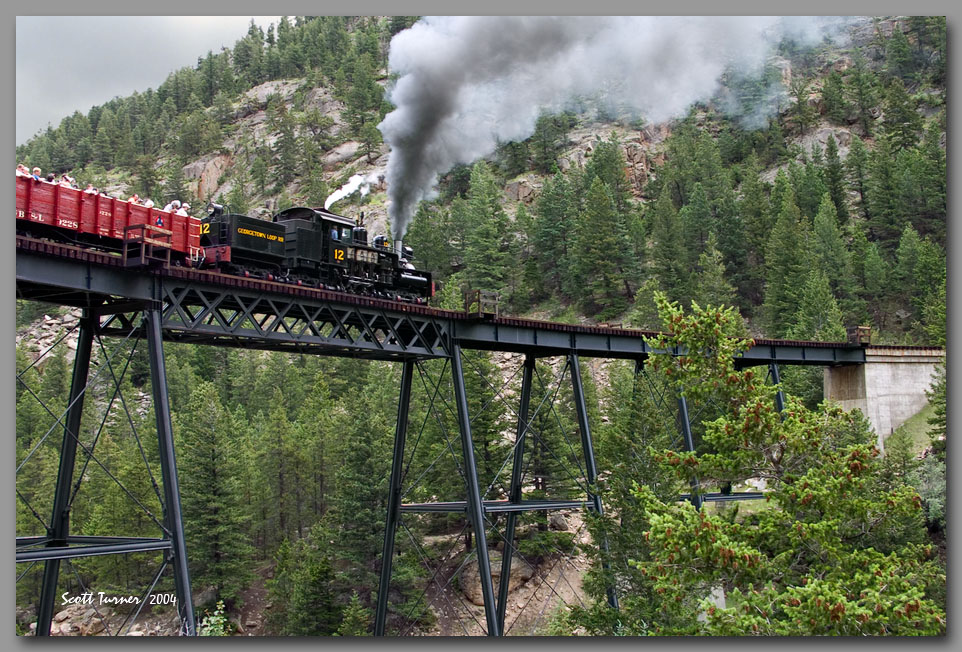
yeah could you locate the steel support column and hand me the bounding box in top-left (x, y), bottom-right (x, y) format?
top-left (145, 309), bottom-right (196, 635)
top-left (678, 395), bottom-right (703, 510)
top-left (769, 362), bottom-right (786, 413)
top-left (451, 344), bottom-right (500, 636)
top-left (496, 354), bottom-right (535, 631)
top-left (569, 354), bottom-right (619, 610)
top-left (36, 312), bottom-right (94, 636)
top-left (375, 360), bottom-right (415, 636)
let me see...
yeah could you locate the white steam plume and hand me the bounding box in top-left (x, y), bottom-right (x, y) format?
top-left (379, 15), bottom-right (855, 240)
top-left (324, 171), bottom-right (382, 210)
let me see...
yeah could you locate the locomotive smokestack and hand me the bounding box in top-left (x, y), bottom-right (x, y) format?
top-left (379, 16), bottom-right (853, 241)
top-left (395, 239), bottom-right (403, 256)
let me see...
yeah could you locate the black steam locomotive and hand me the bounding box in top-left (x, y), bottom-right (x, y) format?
top-left (198, 204), bottom-right (434, 302)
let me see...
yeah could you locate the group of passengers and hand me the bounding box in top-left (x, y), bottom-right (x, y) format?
top-left (17, 164), bottom-right (191, 220)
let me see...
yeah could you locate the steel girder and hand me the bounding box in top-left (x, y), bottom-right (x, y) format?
top-left (159, 282), bottom-right (450, 360)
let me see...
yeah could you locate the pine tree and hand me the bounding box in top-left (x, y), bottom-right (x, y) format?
top-left (345, 54), bottom-right (382, 135)
top-left (322, 363), bottom-right (395, 591)
top-left (400, 204), bottom-right (448, 282)
top-left (762, 194), bottom-right (813, 337)
top-left (533, 171), bottom-right (576, 295)
top-left (691, 232), bottom-right (737, 309)
top-left (648, 186), bottom-right (690, 306)
top-left (272, 108), bottom-right (299, 187)
top-left (507, 203), bottom-right (542, 311)
top-left (463, 161), bottom-right (511, 293)
top-left (860, 240), bottom-right (890, 329)
top-left (845, 134), bottom-right (871, 220)
top-left (885, 25), bottom-right (916, 82)
top-left (821, 70), bottom-right (850, 124)
top-left (787, 269), bottom-right (847, 342)
top-left (866, 136), bottom-right (904, 251)
top-left (583, 136), bottom-right (633, 216)
top-left (737, 153), bottom-right (773, 309)
top-left (907, 124), bottom-right (946, 245)
top-left (893, 225), bottom-right (923, 317)
top-left (250, 152), bottom-right (268, 196)
top-left (531, 114), bottom-right (563, 174)
top-left (793, 151), bottom-right (827, 221)
top-left (788, 78), bottom-right (817, 134)
top-left (848, 50), bottom-right (879, 136)
top-left (783, 268), bottom-right (847, 409)
top-left (812, 194), bottom-right (862, 324)
top-left (767, 168), bottom-right (793, 223)
top-left (268, 531), bottom-right (343, 635)
top-left (881, 79), bottom-right (923, 150)
top-left (336, 593), bottom-right (372, 636)
top-left (177, 381), bottom-right (254, 606)
top-left (822, 134), bottom-right (849, 223)
top-left (680, 182), bottom-right (711, 266)
top-left (569, 177), bottom-right (634, 319)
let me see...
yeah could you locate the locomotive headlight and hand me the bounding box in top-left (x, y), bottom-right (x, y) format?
top-left (207, 202), bottom-right (225, 218)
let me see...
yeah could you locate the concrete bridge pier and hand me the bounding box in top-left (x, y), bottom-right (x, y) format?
top-left (823, 346), bottom-right (945, 451)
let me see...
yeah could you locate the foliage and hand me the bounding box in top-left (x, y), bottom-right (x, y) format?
top-left (177, 381), bottom-right (255, 606)
top-left (198, 601), bottom-right (233, 636)
top-left (599, 295), bottom-right (944, 635)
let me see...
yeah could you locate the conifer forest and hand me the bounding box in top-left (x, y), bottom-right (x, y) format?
top-left (15, 16), bottom-right (946, 636)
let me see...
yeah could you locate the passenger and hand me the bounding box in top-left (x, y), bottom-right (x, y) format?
top-left (162, 199), bottom-right (181, 213)
top-left (45, 173), bottom-right (55, 183)
top-left (175, 203), bottom-right (190, 217)
top-left (142, 198), bottom-right (154, 208)
top-left (128, 193), bottom-right (140, 204)
top-left (16, 164), bottom-right (31, 177)
top-left (59, 174), bottom-right (72, 187)
top-left (84, 184), bottom-right (97, 194)
top-left (31, 167), bottom-right (42, 181)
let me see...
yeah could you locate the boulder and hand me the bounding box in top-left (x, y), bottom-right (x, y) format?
top-left (505, 180), bottom-right (535, 203)
top-left (548, 513), bottom-right (569, 531)
top-left (461, 553), bottom-right (536, 606)
top-left (192, 586), bottom-right (218, 608)
top-left (80, 619), bottom-right (106, 636)
top-left (16, 606), bottom-right (36, 626)
top-left (323, 142), bottom-right (361, 169)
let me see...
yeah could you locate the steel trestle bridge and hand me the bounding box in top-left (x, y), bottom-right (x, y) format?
top-left (15, 236), bottom-right (868, 636)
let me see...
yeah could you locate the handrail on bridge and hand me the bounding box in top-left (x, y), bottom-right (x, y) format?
top-left (464, 288), bottom-right (499, 319)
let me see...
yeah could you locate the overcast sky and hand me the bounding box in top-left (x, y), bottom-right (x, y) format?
top-left (15, 16), bottom-right (281, 145)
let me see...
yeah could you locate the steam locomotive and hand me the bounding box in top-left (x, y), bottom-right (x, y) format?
top-left (15, 174), bottom-right (434, 302)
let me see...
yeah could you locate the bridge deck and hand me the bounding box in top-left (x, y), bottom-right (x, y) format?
top-left (17, 236), bottom-right (867, 365)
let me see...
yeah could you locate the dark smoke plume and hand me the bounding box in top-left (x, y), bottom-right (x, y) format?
top-left (379, 16), bottom-right (854, 240)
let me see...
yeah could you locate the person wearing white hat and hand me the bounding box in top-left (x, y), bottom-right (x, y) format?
top-left (176, 203), bottom-right (190, 216)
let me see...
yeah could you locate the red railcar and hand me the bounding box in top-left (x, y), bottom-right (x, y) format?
top-left (55, 185), bottom-right (81, 232)
top-left (15, 174), bottom-right (200, 261)
top-left (95, 194), bottom-right (114, 237)
top-left (20, 178), bottom-right (58, 226)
